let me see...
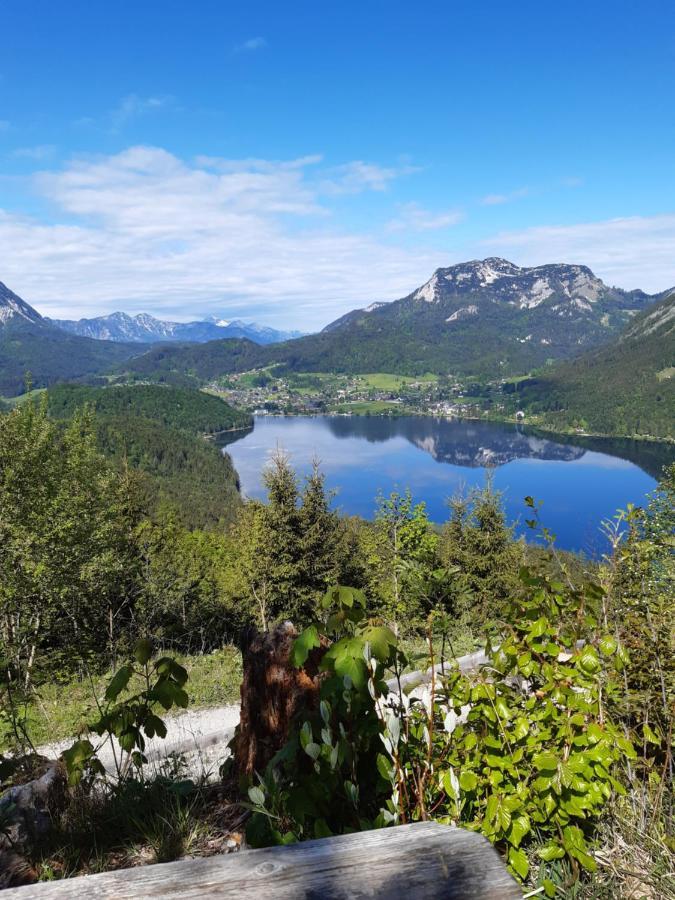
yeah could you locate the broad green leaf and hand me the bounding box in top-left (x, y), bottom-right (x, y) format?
top-left (459, 771), bottom-right (478, 792)
top-left (360, 625), bottom-right (398, 662)
top-left (578, 646), bottom-right (601, 675)
top-left (104, 664), bottom-right (133, 701)
top-left (538, 841), bottom-right (565, 861)
top-left (134, 638), bottom-right (153, 665)
top-left (533, 752), bottom-right (558, 772)
top-left (290, 625), bottom-right (321, 668)
top-left (508, 846), bottom-right (529, 880)
top-left (248, 786), bottom-right (265, 807)
top-left (642, 723), bottom-right (660, 745)
top-left (598, 635), bottom-right (617, 656)
top-left (508, 814), bottom-right (530, 848)
top-left (377, 753), bottom-right (393, 781)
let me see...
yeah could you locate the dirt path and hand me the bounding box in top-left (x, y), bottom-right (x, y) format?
top-left (39, 703), bottom-right (241, 781)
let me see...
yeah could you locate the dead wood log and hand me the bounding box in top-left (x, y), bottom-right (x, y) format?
top-left (233, 621), bottom-right (327, 777)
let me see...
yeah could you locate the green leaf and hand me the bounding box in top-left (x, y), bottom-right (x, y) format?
top-left (578, 646), bottom-right (601, 675)
top-left (533, 752), bottom-right (558, 772)
top-left (538, 841), bottom-right (565, 861)
top-left (377, 753), bottom-right (393, 781)
top-left (598, 635), bottom-right (617, 656)
top-left (508, 814), bottom-right (530, 848)
top-left (104, 664), bottom-right (133, 701)
top-left (360, 625), bottom-right (398, 662)
top-left (144, 713), bottom-right (167, 740)
top-left (643, 723), bottom-right (660, 745)
top-left (290, 625), bottom-right (321, 668)
top-left (248, 786), bottom-right (265, 807)
top-left (459, 771), bottom-right (478, 792)
top-left (304, 741), bottom-right (321, 760)
top-left (508, 846), bottom-right (529, 880)
top-left (134, 638), bottom-right (153, 665)
top-left (543, 878), bottom-right (557, 897)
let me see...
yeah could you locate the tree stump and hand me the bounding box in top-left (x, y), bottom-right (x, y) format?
top-left (233, 621), bottom-right (326, 777)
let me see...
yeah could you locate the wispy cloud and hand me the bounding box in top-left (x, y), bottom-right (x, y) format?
top-left (0, 146), bottom-right (439, 327)
top-left (109, 94), bottom-right (174, 132)
top-left (480, 187), bottom-right (529, 206)
top-left (11, 144), bottom-right (57, 160)
top-left (386, 202), bottom-right (463, 232)
top-left (0, 120), bottom-right (10, 132)
top-left (320, 160), bottom-right (420, 195)
top-left (234, 36), bottom-right (267, 53)
top-left (483, 215), bottom-right (675, 292)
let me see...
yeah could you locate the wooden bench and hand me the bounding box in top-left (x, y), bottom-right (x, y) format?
top-left (3, 822), bottom-right (522, 898)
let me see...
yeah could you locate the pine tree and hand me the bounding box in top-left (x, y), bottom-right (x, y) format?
top-left (440, 478), bottom-right (522, 628)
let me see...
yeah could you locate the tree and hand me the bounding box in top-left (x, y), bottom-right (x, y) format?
top-left (440, 478), bottom-right (522, 629)
top-left (0, 398), bottom-right (140, 746)
top-left (135, 509), bottom-right (247, 652)
top-left (235, 457), bottom-right (365, 629)
top-left (361, 490), bottom-right (439, 627)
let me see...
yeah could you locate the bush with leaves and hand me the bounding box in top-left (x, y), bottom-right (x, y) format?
top-left (377, 564), bottom-right (633, 893)
top-left (63, 639), bottom-right (189, 786)
top-left (248, 563), bottom-right (635, 893)
top-left (244, 586), bottom-right (398, 846)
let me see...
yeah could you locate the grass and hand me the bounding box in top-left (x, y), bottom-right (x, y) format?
top-left (1, 647), bottom-right (243, 750)
top-left (34, 773), bottom-right (245, 881)
top-left (358, 372), bottom-right (437, 391)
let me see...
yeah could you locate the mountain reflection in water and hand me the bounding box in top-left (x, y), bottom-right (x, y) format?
top-left (323, 417), bottom-right (585, 468)
top-left (219, 415), bottom-right (674, 555)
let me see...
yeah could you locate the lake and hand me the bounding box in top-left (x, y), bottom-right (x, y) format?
top-left (218, 416), bottom-right (674, 556)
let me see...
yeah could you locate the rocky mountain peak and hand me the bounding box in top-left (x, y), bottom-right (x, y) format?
top-left (0, 282), bottom-right (43, 326)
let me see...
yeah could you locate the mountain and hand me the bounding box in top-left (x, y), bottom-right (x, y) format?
top-left (512, 290), bottom-right (675, 440)
top-left (49, 311), bottom-right (304, 345)
top-left (123, 258), bottom-right (670, 384)
top-left (309, 257), bottom-right (668, 375)
top-left (0, 282), bottom-right (142, 396)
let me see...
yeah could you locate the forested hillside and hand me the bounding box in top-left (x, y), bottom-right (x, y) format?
top-left (46, 384), bottom-right (251, 529)
top-left (513, 292), bottom-right (675, 439)
top-left (47, 383), bottom-right (252, 434)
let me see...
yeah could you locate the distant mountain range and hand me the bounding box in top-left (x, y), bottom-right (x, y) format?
top-left (0, 282), bottom-right (140, 396)
top-left (48, 311), bottom-right (304, 345)
top-left (122, 258), bottom-right (673, 383)
top-left (2, 262), bottom-right (673, 442)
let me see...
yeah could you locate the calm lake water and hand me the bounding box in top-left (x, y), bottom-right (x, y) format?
top-left (218, 416), bottom-right (674, 556)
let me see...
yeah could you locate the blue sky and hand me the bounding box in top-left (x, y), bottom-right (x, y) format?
top-left (1, 0), bottom-right (674, 327)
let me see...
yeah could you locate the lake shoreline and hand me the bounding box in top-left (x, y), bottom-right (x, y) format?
top-left (220, 414), bottom-right (670, 555)
top-left (226, 409), bottom-right (674, 448)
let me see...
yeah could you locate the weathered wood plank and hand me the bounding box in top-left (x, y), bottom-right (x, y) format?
top-left (3, 822), bottom-right (521, 898)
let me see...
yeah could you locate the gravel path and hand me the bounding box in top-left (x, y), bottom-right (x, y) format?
top-left (39, 703), bottom-right (241, 781)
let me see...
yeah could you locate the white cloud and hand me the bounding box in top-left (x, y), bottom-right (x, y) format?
top-left (109, 95), bottom-right (173, 132)
top-left (483, 215), bottom-right (675, 293)
top-left (386, 202), bottom-right (463, 232)
top-left (480, 187), bottom-right (529, 206)
top-left (320, 160), bottom-right (420, 195)
top-left (0, 146), bottom-right (439, 328)
top-left (234, 36), bottom-right (267, 52)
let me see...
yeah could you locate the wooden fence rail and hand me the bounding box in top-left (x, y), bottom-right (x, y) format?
top-left (2, 822), bottom-right (522, 899)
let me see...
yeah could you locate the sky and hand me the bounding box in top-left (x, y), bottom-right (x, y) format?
top-left (1, 0), bottom-right (674, 328)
